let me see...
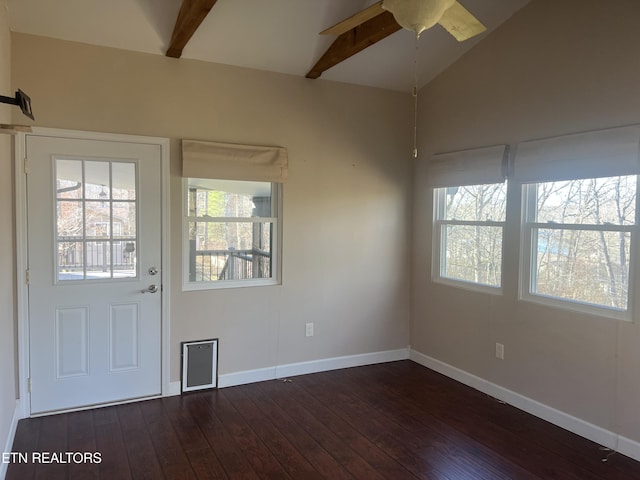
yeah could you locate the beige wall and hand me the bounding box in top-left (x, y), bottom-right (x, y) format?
top-left (413, 0), bottom-right (640, 442)
top-left (7, 0), bottom-right (640, 453)
top-left (12, 33), bottom-right (412, 383)
top-left (0, 0), bottom-right (17, 455)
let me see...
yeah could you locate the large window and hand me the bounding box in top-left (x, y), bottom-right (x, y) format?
top-left (522, 175), bottom-right (638, 316)
top-left (433, 182), bottom-right (507, 290)
top-left (428, 127), bottom-right (640, 320)
top-left (430, 145), bottom-right (508, 292)
top-left (183, 178), bottom-right (280, 290)
top-left (180, 138), bottom-right (287, 291)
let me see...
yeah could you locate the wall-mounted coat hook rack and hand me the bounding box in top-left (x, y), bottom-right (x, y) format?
top-left (0, 89), bottom-right (34, 120)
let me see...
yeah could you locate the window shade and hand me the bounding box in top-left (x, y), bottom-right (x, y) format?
top-left (513, 125), bottom-right (640, 183)
top-left (428, 145), bottom-right (508, 188)
top-left (182, 139), bottom-right (288, 183)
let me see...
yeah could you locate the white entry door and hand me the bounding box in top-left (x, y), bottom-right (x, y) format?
top-left (26, 134), bottom-right (163, 415)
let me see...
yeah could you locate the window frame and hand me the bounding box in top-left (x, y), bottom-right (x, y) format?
top-left (519, 178), bottom-right (640, 320)
top-left (432, 183), bottom-right (506, 295)
top-left (181, 178), bottom-right (282, 291)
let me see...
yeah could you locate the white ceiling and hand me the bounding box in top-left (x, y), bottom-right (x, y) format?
top-left (5, 0), bottom-right (530, 92)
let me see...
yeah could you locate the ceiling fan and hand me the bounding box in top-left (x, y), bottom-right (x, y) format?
top-left (321, 0), bottom-right (486, 41)
top-left (306, 0), bottom-right (486, 80)
top-left (309, 0), bottom-right (488, 159)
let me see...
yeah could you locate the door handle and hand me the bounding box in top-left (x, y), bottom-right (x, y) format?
top-left (142, 284), bottom-right (159, 294)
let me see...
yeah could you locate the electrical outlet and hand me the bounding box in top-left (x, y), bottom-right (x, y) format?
top-left (495, 342), bottom-right (504, 360)
top-left (305, 322), bottom-right (314, 337)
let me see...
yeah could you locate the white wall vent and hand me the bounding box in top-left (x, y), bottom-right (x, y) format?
top-left (181, 338), bottom-right (218, 393)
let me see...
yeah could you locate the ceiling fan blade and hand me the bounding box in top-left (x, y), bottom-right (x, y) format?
top-left (438, 1), bottom-right (486, 42)
top-left (320, 1), bottom-right (385, 35)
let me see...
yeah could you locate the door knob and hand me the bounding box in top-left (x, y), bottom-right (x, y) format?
top-left (142, 284), bottom-right (159, 294)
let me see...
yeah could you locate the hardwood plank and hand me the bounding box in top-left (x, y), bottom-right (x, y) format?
top-left (379, 363), bottom-right (603, 478)
top-left (66, 410), bottom-right (100, 480)
top-left (218, 387), bottom-right (321, 479)
top-left (93, 408), bottom-right (133, 480)
top-left (295, 371), bottom-right (465, 480)
top-left (253, 380), bottom-right (390, 480)
top-left (232, 384), bottom-right (355, 480)
top-left (259, 379), bottom-right (417, 480)
top-left (92, 405), bottom-right (119, 427)
top-left (336, 364), bottom-right (541, 479)
top-left (33, 412), bottom-right (68, 480)
top-left (6, 418), bottom-right (41, 480)
top-left (377, 361), bottom-right (636, 479)
top-left (7, 361), bottom-right (640, 480)
top-left (116, 402), bottom-right (164, 480)
top-left (182, 393), bottom-right (260, 480)
top-left (140, 398), bottom-right (197, 479)
top-left (161, 396), bottom-right (228, 479)
top-left (185, 447), bottom-right (229, 480)
top-left (162, 396), bottom-right (211, 453)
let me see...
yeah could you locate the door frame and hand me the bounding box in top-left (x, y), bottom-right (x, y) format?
top-left (15, 127), bottom-right (171, 418)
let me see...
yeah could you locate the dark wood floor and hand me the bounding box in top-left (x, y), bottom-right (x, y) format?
top-left (7, 360), bottom-right (640, 479)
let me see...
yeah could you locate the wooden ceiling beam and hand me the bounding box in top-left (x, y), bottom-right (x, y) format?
top-left (306, 11), bottom-right (401, 80)
top-left (166, 0), bottom-right (218, 58)
top-left (320, 1), bottom-right (384, 36)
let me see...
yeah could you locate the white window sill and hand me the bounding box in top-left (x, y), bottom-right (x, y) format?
top-left (519, 292), bottom-right (631, 322)
top-left (432, 276), bottom-right (503, 296)
top-left (182, 277), bottom-right (281, 292)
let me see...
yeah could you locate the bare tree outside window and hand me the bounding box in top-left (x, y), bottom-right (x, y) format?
top-left (185, 179), bottom-right (277, 286)
top-left (55, 159), bottom-right (137, 280)
top-left (434, 182), bottom-right (507, 288)
top-left (527, 175), bottom-right (636, 311)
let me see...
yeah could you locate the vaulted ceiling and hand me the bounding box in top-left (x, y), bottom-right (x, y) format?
top-left (6, 0), bottom-right (529, 92)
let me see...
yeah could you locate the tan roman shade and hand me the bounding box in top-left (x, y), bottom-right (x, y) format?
top-left (513, 125), bottom-right (640, 183)
top-left (428, 145), bottom-right (508, 188)
top-left (182, 139), bottom-right (288, 183)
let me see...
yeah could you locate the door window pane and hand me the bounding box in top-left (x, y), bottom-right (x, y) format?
top-left (85, 241), bottom-right (112, 279)
top-left (57, 201), bottom-right (83, 238)
top-left (55, 159), bottom-right (138, 281)
top-left (114, 202), bottom-right (136, 238)
top-left (56, 160), bottom-right (83, 199)
top-left (57, 242), bottom-right (84, 281)
top-left (112, 163), bottom-right (136, 200)
top-left (85, 161), bottom-right (110, 200)
top-left (114, 241), bottom-right (137, 278)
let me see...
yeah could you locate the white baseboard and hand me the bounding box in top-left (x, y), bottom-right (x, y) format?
top-left (275, 347), bottom-right (410, 379)
top-left (218, 366), bottom-right (277, 388)
top-left (167, 367), bottom-right (277, 392)
top-left (410, 349), bottom-right (640, 463)
top-left (1, 400), bottom-right (22, 480)
top-left (218, 347), bottom-right (410, 389)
